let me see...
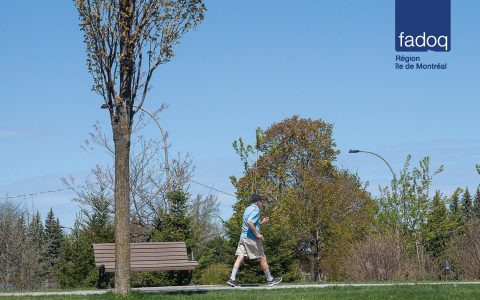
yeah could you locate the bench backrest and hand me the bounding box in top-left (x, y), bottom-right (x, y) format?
top-left (93, 242), bottom-right (191, 269)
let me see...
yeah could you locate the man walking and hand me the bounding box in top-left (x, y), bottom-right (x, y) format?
top-left (227, 194), bottom-right (282, 287)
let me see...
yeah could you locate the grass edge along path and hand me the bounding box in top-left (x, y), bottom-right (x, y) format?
top-left (1, 282), bottom-right (480, 299)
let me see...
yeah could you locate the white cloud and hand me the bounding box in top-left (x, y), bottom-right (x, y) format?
top-left (0, 128), bottom-right (31, 139)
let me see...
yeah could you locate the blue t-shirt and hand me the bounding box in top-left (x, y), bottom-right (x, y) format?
top-left (241, 203), bottom-right (261, 240)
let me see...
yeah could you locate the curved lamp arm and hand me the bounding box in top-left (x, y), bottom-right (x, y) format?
top-left (349, 149), bottom-right (396, 180)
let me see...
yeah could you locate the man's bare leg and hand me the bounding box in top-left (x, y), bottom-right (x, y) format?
top-left (259, 256), bottom-right (274, 282)
top-left (234, 255), bottom-right (245, 269)
top-left (228, 255), bottom-right (244, 286)
top-left (259, 256), bottom-right (269, 272)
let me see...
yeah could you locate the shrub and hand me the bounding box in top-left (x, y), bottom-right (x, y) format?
top-left (197, 263), bottom-right (231, 285)
top-left (347, 233), bottom-right (408, 281)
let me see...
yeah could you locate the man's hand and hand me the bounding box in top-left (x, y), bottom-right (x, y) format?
top-left (261, 217), bottom-right (270, 225)
top-left (256, 233), bottom-right (264, 241)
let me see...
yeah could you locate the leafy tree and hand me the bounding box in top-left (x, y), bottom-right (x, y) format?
top-left (377, 155), bottom-right (443, 275)
top-left (74, 0), bottom-right (206, 294)
top-left (227, 116), bottom-right (374, 282)
top-left (281, 169), bottom-right (374, 281)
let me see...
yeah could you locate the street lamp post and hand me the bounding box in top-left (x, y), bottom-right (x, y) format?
top-left (348, 149), bottom-right (396, 180)
top-left (101, 104), bottom-right (171, 192)
top-left (135, 107), bottom-right (171, 193)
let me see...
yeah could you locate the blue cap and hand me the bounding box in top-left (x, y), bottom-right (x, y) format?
top-left (251, 194), bottom-right (265, 203)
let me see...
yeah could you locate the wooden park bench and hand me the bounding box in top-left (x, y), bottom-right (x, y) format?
top-left (93, 242), bottom-right (198, 288)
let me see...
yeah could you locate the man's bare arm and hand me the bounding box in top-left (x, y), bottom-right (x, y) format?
top-left (247, 220), bottom-right (264, 240)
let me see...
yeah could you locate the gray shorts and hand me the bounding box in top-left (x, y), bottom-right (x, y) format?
top-left (235, 237), bottom-right (265, 259)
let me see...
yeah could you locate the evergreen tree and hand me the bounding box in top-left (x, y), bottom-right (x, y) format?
top-left (449, 188), bottom-right (462, 216)
top-left (44, 208), bottom-right (64, 287)
top-left (154, 191), bottom-right (193, 244)
top-left (474, 187), bottom-right (480, 219)
top-left (29, 211), bottom-right (45, 248)
top-left (153, 190), bottom-right (195, 285)
top-left (27, 211), bottom-right (47, 282)
top-left (60, 216), bottom-right (102, 288)
top-left (448, 188), bottom-right (464, 234)
top-left (83, 193), bottom-right (115, 243)
top-left (462, 187), bottom-right (473, 220)
top-left (423, 191), bottom-right (452, 258)
top-left (60, 195), bottom-right (115, 288)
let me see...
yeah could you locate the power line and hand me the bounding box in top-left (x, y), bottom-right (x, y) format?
top-left (0, 179), bottom-right (236, 201)
top-left (0, 186), bottom-right (86, 200)
top-left (188, 179), bottom-right (236, 197)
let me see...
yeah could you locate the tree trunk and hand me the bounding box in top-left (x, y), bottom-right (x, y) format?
top-left (113, 123), bottom-right (131, 295)
top-left (314, 229), bottom-right (322, 282)
top-left (415, 238), bottom-right (425, 279)
top-left (115, 0), bottom-right (135, 295)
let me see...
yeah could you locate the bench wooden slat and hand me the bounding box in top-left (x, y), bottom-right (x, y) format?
top-left (93, 242), bottom-right (186, 249)
top-left (101, 262), bottom-right (198, 272)
top-left (96, 254), bottom-right (189, 260)
top-left (94, 241), bottom-right (186, 245)
top-left (93, 246), bottom-right (188, 251)
top-left (126, 261), bottom-right (197, 266)
top-left (100, 262), bottom-right (198, 267)
top-left (95, 253), bottom-right (188, 259)
top-left (103, 266), bottom-right (197, 272)
top-left (101, 262), bottom-right (199, 267)
top-left (95, 256), bottom-right (191, 263)
top-left (94, 248), bottom-right (187, 254)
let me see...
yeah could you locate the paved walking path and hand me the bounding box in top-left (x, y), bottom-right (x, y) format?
top-left (1, 281), bottom-right (480, 297)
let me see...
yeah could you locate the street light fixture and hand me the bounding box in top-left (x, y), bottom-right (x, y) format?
top-left (348, 149), bottom-right (396, 180)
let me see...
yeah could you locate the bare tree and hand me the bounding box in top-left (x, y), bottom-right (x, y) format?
top-left (74, 0), bottom-right (206, 294)
top-left (447, 221), bottom-right (480, 279)
top-left (0, 202), bottom-right (23, 290)
top-left (188, 193), bottom-right (221, 257)
top-left (64, 123), bottom-right (196, 242)
top-left (347, 233), bottom-right (408, 281)
top-left (0, 202), bottom-right (45, 290)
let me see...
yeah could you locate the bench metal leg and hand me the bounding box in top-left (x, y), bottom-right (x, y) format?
top-left (106, 272), bottom-right (111, 289)
top-left (97, 266), bottom-right (105, 289)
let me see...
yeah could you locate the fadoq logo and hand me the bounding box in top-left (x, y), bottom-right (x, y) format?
top-left (395, 0), bottom-right (451, 52)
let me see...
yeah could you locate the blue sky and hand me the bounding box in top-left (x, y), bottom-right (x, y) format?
top-left (1, 1), bottom-right (479, 228)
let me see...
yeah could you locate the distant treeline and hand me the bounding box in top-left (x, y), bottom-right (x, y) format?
top-left (1, 116), bottom-right (479, 290)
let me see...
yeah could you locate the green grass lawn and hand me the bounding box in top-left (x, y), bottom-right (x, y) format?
top-left (2, 284), bottom-right (480, 300)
